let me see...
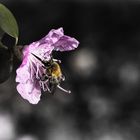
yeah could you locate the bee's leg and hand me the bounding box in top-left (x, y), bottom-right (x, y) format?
top-left (44, 81), bottom-right (51, 92)
top-left (40, 74), bottom-right (48, 81)
top-left (57, 75), bottom-right (65, 82)
top-left (45, 80), bottom-right (52, 93)
top-left (53, 59), bottom-right (61, 63)
top-left (40, 79), bottom-right (51, 92)
top-left (47, 87), bottom-right (51, 93)
top-left (60, 75), bottom-right (65, 81)
top-left (57, 85), bottom-right (71, 94)
top-left (49, 84), bottom-right (57, 95)
top-left (39, 81), bottom-right (44, 89)
top-left (41, 82), bottom-right (47, 91)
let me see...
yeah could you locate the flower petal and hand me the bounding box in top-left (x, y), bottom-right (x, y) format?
top-left (16, 27), bottom-right (79, 104)
top-left (43, 27), bottom-right (64, 44)
top-left (16, 60), bottom-right (30, 83)
top-left (31, 43), bottom-right (53, 61)
top-left (53, 35), bottom-right (79, 51)
top-left (17, 81), bottom-right (41, 104)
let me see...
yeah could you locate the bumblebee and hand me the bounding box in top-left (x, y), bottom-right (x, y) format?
top-left (32, 53), bottom-right (71, 94)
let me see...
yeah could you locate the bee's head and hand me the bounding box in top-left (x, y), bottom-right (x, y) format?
top-left (44, 61), bottom-right (52, 68)
top-left (43, 55), bottom-right (55, 68)
top-left (31, 53), bottom-right (53, 68)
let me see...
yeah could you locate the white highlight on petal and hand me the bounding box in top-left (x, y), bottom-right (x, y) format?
top-left (72, 43), bottom-right (77, 48)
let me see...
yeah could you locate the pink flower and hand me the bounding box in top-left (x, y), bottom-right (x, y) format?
top-left (16, 28), bottom-right (79, 104)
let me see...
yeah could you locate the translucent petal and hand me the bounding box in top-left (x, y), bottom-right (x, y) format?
top-left (54, 35), bottom-right (79, 51)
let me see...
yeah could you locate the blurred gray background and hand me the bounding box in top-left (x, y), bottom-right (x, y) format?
top-left (0, 0), bottom-right (140, 140)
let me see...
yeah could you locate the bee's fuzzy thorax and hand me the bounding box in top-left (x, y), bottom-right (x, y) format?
top-left (51, 62), bottom-right (62, 78)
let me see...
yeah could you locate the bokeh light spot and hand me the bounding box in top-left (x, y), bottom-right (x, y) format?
top-left (119, 63), bottom-right (140, 87)
top-left (70, 48), bottom-right (97, 78)
top-left (0, 112), bottom-right (15, 140)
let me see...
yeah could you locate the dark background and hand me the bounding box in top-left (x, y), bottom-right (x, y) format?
top-left (0, 0), bottom-right (140, 140)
